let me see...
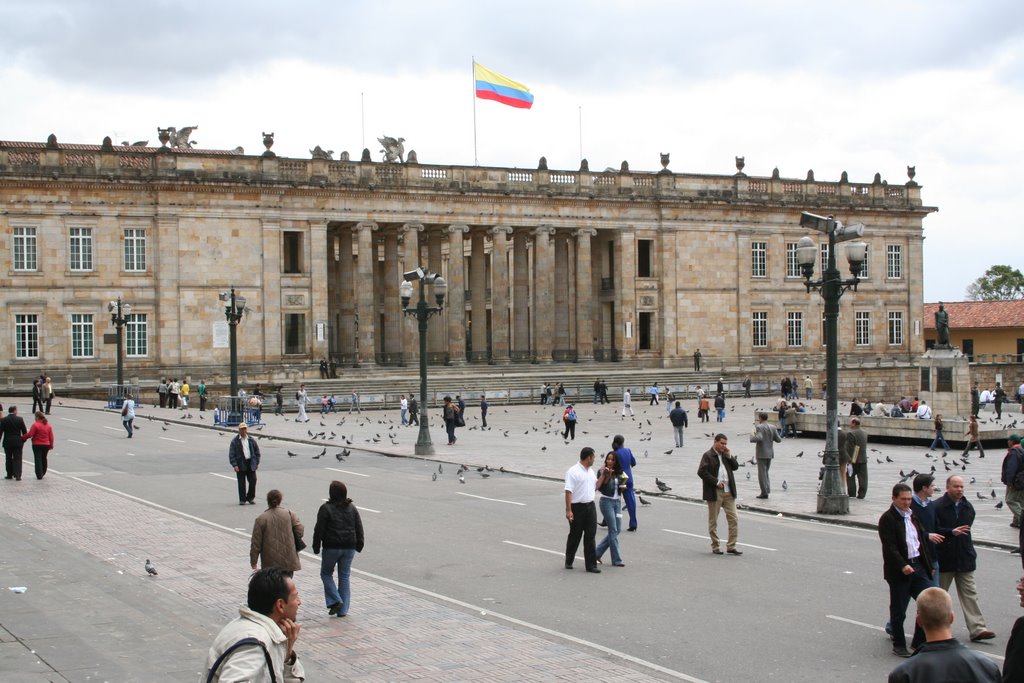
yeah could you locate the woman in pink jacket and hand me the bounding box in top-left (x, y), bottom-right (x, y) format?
top-left (22, 410), bottom-right (54, 480)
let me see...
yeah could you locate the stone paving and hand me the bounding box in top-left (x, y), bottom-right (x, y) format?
top-left (0, 393), bottom-right (1019, 680)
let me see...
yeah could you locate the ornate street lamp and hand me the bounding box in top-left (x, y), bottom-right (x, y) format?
top-left (796, 212), bottom-right (868, 515)
top-left (399, 267), bottom-right (447, 455)
top-left (219, 288), bottom-right (246, 397)
top-left (107, 297), bottom-right (132, 390)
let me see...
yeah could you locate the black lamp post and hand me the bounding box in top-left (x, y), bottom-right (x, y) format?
top-left (399, 268), bottom-right (447, 456)
top-left (219, 288), bottom-right (246, 397)
top-left (796, 212), bottom-right (867, 515)
top-left (107, 297), bottom-right (131, 389)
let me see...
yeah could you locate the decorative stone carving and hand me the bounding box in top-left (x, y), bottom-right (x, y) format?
top-left (121, 140), bottom-right (149, 147)
top-left (806, 169), bottom-right (815, 181)
top-left (906, 165), bottom-right (918, 187)
top-left (659, 152), bottom-right (671, 173)
top-left (285, 294), bottom-right (305, 306)
top-left (579, 158), bottom-right (589, 172)
top-left (262, 132), bottom-right (275, 157)
top-left (340, 151), bottom-right (350, 161)
top-left (361, 148), bottom-right (371, 162)
top-left (840, 170), bottom-right (849, 183)
top-left (537, 156), bottom-right (548, 170)
top-left (873, 172), bottom-right (882, 184)
top-left (101, 136), bottom-right (114, 151)
top-left (310, 145), bottom-right (334, 160)
top-left (406, 150), bottom-right (417, 164)
top-left (158, 126), bottom-right (198, 149)
top-left (620, 160), bottom-right (630, 173)
top-left (771, 167), bottom-right (780, 179)
top-left (735, 156), bottom-right (745, 174)
top-left (377, 136), bottom-right (405, 163)
top-left (46, 133), bottom-right (58, 149)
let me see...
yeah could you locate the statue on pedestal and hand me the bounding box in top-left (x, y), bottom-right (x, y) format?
top-left (935, 302), bottom-right (951, 348)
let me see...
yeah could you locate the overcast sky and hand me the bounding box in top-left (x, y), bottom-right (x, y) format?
top-left (2, 0), bottom-right (1022, 302)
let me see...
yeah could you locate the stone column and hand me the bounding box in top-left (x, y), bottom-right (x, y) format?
top-left (401, 223), bottom-right (423, 365)
top-left (617, 230), bottom-right (637, 361)
top-left (469, 229), bottom-right (488, 361)
top-left (309, 220), bottom-right (330, 361)
top-left (155, 214), bottom-right (181, 366)
top-left (575, 228), bottom-right (597, 362)
top-left (338, 226), bottom-right (355, 363)
top-left (533, 225), bottom-right (555, 363)
top-left (553, 232), bottom-right (570, 357)
top-left (512, 231), bottom-right (530, 361)
top-left (446, 224), bottom-right (469, 364)
top-left (490, 226), bottom-right (512, 363)
top-left (355, 221), bottom-right (378, 365)
top-left (382, 229), bottom-right (401, 363)
top-left (427, 229), bottom-right (445, 358)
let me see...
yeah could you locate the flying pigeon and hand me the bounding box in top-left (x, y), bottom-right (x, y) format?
top-left (334, 452), bottom-right (345, 462)
top-left (145, 559), bottom-right (158, 576)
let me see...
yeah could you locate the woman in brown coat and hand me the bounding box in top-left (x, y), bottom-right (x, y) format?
top-left (250, 489), bottom-right (304, 572)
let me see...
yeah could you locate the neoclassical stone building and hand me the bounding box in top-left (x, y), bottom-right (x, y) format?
top-left (0, 134), bottom-right (934, 380)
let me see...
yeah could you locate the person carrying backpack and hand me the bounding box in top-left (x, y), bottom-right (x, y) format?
top-left (562, 404), bottom-right (578, 441)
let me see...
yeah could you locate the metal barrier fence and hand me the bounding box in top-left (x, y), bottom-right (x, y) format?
top-left (106, 383), bottom-right (140, 409)
top-left (213, 396), bottom-right (265, 428)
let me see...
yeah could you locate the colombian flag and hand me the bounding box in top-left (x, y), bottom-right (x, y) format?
top-left (474, 63), bottom-right (534, 109)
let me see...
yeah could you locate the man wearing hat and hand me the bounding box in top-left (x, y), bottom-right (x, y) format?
top-left (229, 424), bottom-right (262, 505)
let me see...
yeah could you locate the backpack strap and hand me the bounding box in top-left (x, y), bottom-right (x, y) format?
top-left (206, 637), bottom-right (278, 683)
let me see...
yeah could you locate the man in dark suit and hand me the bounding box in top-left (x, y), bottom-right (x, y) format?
top-left (228, 424), bottom-right (261, 505)
top-left (0, 405), bottom-right (28, 481)
top-left (878, 483), bottom-right (933, 657)
top-left (697, 434), bottom-right (741, 556)
top-left (845, 418), bottom-right (869, 498)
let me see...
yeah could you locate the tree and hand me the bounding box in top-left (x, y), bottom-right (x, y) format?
top-left (965, 265), bottom-right (1024, 300)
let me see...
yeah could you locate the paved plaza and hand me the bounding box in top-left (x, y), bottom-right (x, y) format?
top-left (0, 393), bottom-right (1020, 681)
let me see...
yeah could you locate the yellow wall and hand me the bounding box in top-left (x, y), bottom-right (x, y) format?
top-left (924, 327), bottom-right (1024, 355)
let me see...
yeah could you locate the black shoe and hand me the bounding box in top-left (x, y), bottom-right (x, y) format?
top-left (328, 602), bottom-right (341, 616)
top-left (564, 563), bottom-right (573, 570)
top-left (755, 494), bottom-right (768, 499)
top-left (3, 476), bottom-right (11, 480)
top-left (239, 501), bottom-right (247, 506)
top-left (1011, 548), bottom-right (1021, 554)
top-left (892, 646), bottom-right (911, 658)
top-left (627, 528), bottom-right (637, 532)
top-left (726, 548), bottom-right (743, 556)
top-left (712, 548), bottom-right (724, 555)
top-left (586, 567), bottom-right (602, 574)
top-left (247, 500), bottom-right (256, 505)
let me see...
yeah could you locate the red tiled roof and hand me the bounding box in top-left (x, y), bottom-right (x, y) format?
top-left (923, 300), bottom-right (1024, 330)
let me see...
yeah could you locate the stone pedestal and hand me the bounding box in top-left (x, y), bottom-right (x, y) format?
top-left (918, 348), bottom-right (971, 418)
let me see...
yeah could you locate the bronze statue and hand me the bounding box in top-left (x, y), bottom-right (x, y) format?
top-left (935, 302), bottom-right (950, 347)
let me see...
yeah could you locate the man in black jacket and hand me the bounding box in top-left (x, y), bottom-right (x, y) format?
top-left (878, 483), bottom-right (933, 657)
top-left (934, 475), bottom-right (995, 642)
top-left (697, 434), bottom-right (741, 556)
top-left (887, 587), bottom-right (1000, 682)
top-left (0, 405), bottom-right (28, 481)
top-left (228, 424), bottom-right (262, 505)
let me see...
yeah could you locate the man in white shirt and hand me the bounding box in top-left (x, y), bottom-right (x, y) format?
top-left (400, 396), bottom-right (408, 426)
top-left (622, 389), bottom-right (634, 417)
top-left (564, 447), bottom-right (600, 573)
top-left (916, 401), bottom-right (933, 420)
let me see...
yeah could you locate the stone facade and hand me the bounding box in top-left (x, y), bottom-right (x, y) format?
top-left (0, 137), bottom-right (935, 381)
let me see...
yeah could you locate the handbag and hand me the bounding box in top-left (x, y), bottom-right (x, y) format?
top-left (292, 511), bottom-right (306, 551)
top-left (206, 637), bottom-right (277, 683)
top-left (121, 404), bottom-right (129, 417)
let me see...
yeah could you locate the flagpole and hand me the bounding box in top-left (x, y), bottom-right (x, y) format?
top-left (578, 105), bottom-right (583, 164)
top-left (472, 57), bottom-right (479, 166)
top-left (361, 92), bottom-right (366, 152)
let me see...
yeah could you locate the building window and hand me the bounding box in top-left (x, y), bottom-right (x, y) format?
top-left (752, 311), bottom-right (768, 348)
top-left (124, 229), bottom-right (147, 271)
top-left (283, 232), bottom-right (304, 274)
top-left (69, 227), bottom-right (93, 271)
top-left (637, 239), bottom-right (653, 277)
top-left (786, 243), bottom-right (800, 278)
top-left (787, 311), bottom-right (803, 347)
top-left (820, 243), bottom-right (829, 275)
top-left (858, 243), bottom-right (870, 279)
top-left (886, 245), bottom-right (902, 279)
top-left (71, 313), bottom-right (94, 358)
top-left (888, 311), bottom-right (904, 346)
top-left (125, 313), bottom-right (148, 357)
top-left (284, 313), bottom-right (306, 354)
top-left (855, 311), bottom-right (871, 346)
top-left (15, 314), bottom-right (39, 358)
top-left (751, 241), bottom-right (767, 278)
top-left (13, 226), bottom-right (37, 271)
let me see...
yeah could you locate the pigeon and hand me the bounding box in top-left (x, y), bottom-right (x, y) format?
top-left (992, 490), bottom-right (997, 498)
top-left (341, 448), bottom-right (351, 458)
top-left (438, 464), bottom-right (443, 474)
top-left (307, 430), bottom-right (314, 437)
top-left (480, 472), bottom-right (490, 478)
top-left (885, 456), bottom-right (894, 463)
top-left (795, 451), bottom-right (804, 458)
top-left (977, 492), bottom-right (986, 500)
top-left (541, 446), bottom-right (547, 451)
top-left (458, 474), bottom-right (465, 484)
top-left (655, 478), bottom-right (672, 492)
top-left (432, 472), bottom-right (437, 481)
top-left (312, 451), bottom-right (324, 460)
top-left (664, 449), bottom-right (673, 455)
top-left (287, 450), bottom-right (298, 457)
top-left (876, 458), bottom-right (884, 464)
top-left (782, 480), bottom-right (788, 490)
top-left (639, 495), bottom-right (651, 507)
top-left (161, 425), bottom-right (168, 431)
top-left (145, 559), bottom-right (158, 576)
top-left (995, 501), bottom-right (1004, 509)
top-left (746, 471), bottom-right (751, 479)
top-left (969, 477), bottom-right (976, 484)
top-left (334, 451), bottom-right (345, 462)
